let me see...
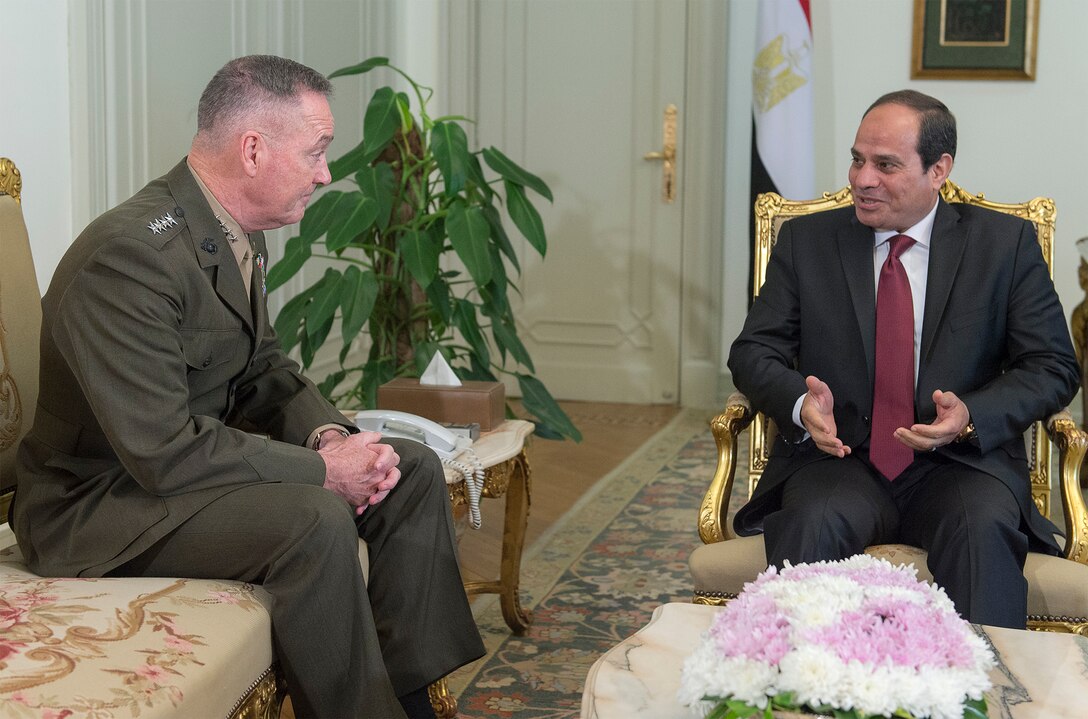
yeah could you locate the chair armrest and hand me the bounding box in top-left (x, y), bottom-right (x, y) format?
top-left (1046, 410), bottom-right (1088, 564)
top-left (698, 392), bottom-right (754, 544)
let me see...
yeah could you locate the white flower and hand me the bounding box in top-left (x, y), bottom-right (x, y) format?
top-left (678, 637), bottom-right (776, 710)
top-left (775, 645), bottom-right (849, 707)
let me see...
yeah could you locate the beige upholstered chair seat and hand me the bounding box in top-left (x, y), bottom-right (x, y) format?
top-left (690, 536), bottom-right (1088, 624)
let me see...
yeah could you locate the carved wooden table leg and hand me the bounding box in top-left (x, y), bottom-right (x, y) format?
top-left (461, 448), bottom-right (534, 634)
top-left (497, 449), bottom-right (532, 634)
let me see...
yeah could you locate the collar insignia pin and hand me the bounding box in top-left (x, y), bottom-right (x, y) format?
top-left (200, 238), bottom-right (218, 255)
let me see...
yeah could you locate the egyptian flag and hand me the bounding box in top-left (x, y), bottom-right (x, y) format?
top-left (749, 0), bottom-right (814, 297)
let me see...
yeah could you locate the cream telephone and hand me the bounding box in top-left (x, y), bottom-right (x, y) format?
top-left (353, 409), bottom-right (485, 528)
top-left (354, 409), bottom-right (460, 458)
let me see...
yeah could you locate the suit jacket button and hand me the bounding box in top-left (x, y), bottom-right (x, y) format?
top-left (202, 357), bottom-right (212, 368)
top-left (863, 416), bottom-right (871, 424)
top-left (174, 206), bottom-right (185, 217)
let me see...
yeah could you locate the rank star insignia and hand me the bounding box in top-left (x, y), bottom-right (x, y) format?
top-left (147, 212), bottom-right (179, 235)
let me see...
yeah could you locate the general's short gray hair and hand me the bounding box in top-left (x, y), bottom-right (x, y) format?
top-left (197, 55), bottom-right (332, 136)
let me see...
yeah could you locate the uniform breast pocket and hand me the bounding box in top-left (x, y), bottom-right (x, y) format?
top-left (181, 328), bottom-right (248, 415)
top-left (181, 328), bottom-right (245, 373)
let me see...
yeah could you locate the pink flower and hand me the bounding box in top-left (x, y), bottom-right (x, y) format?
top-left (135, 663), bottom-right (169, 684)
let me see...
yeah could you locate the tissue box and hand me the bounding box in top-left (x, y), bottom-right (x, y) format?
top-left (377, 377), bottom-right (506, 431)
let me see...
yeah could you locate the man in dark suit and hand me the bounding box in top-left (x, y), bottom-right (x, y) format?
top-left (13, 55), bottom-right (483, 718)
top-left (728, 90), bottom-right (1079, 629)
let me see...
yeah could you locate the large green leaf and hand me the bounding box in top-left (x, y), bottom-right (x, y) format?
top-left (453, 300), bottom-right (490, 367)
top-left (363, 87), bottom-right (402, 160)
top-left (431, 121), bottom-right (470, 197)
top-left (487, 242), bottom-right (510, 299)
top-left (482, 146), bottom-right (553, 201)
top-left (328, 56), bottom-right (389, 80)
top-left (398, 228), bottom-right (439, 289)
top-left (326, 192), bottom-right (380, 252)
top-left (266, 234), bottom-right (312, 293)
top-left (517, 374), bottom-right (582, 442)
top-left (329, 140), bottom-right (370, 184)
top-left (360, 356), bottom-right (395, 408)
top-left (301, 315), bottom-right (334, 369)
top-left (273, 284), bottom-right (319, 354)
top-left (504, 181), bottom-right (547, 257)
top-left (305, 268), bottom-right (343, 335)
top-left (356, 164), bottom-right (396, 231)
top-left (300, 190), bottom-right (345, 243)
top-left (425, 275), bottom-right (453, 326)
top-left (481, 204), bottom-right (520, 273)
top-left (489, 315), bottom-right (533, 371)
top-left (466, 153), bottom-right (494, 201)
top-left (339, 265), bottom-right (378, 348)
top-left (446, 203), bottom-right (492, 286)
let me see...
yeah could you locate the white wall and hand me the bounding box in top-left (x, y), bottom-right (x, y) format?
top-left (721, 0), bottom-right (1088, 388)
top-left (0, 0), bottom-right (73, 289)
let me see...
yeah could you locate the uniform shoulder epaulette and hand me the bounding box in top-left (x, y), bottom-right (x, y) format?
top-left (136, 203), bottom-right (188, 248)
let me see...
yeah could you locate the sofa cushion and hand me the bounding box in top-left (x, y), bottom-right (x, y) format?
top-left (0, 542), bottom-right (276, 718)
top-left (689, 539), bottom-right (1088, 621)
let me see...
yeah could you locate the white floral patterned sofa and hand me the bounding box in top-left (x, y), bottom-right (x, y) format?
top-left (0, 158), bottom-right (291, 719)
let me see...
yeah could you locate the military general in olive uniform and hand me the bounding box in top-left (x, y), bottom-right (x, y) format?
top-left (12, 55), bottom-right (483, 719)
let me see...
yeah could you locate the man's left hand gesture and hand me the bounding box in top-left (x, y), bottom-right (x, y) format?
top-left (894, 389), bottom-right (970, 452)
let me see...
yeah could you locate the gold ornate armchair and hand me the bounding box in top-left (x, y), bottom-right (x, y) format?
top-left (690, 181), bottom-right (1088, 635)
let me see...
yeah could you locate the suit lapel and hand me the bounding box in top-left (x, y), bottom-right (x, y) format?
top-left (920, 200), bottom-right (966, 368)
top-left (165, 161), bottom-right (255, 336)
top-left (838, 220), bottom-right (878, 386)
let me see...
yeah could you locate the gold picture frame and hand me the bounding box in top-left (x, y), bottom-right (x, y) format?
top-left (912, 0), bottom-right (1038, 80)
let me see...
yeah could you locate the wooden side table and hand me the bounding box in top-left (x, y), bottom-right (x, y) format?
top-left (444, 419), bottom-right (535, 634)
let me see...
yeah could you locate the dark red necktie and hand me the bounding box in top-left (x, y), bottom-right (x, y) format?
top-left (871, 234), bottom-right (916, 481)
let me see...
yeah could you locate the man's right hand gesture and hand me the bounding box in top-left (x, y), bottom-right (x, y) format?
top-left (800, 375), bottom-right (851, 458)
top-left (318, 431), bottom-right (402, 515)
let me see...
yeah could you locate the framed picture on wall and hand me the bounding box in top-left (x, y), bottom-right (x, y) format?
top-left (912, 0), bottom-right (1039, 80)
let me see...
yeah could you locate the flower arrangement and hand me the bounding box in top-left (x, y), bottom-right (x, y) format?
top-left (678, 555), bottom-right (995, 719)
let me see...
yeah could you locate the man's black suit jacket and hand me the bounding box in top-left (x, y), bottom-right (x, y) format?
top-left (728, 199), bottom-right (1080, 550)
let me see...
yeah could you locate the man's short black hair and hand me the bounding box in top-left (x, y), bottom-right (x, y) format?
top-left (865, 89), bottom-right (957, 170)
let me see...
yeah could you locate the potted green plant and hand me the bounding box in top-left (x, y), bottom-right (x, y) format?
top-left (268, 57), bottom-right (579, 441)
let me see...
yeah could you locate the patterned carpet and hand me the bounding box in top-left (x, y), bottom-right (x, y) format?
top-left (448, 408), bottom-right (742, 717)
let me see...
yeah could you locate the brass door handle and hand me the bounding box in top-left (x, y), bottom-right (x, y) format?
top-left (643, 104), bottom-right (677, 203)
